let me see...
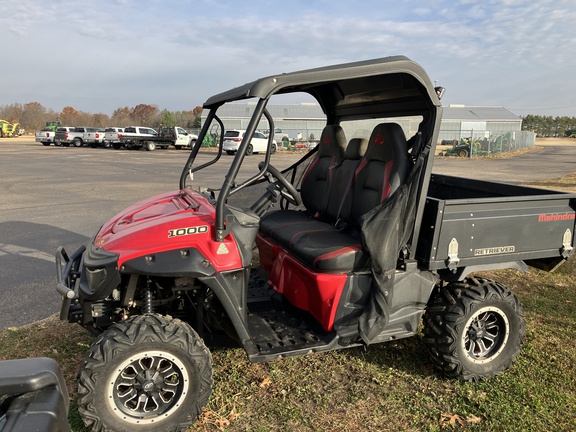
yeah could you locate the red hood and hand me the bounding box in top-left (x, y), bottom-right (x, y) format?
top-left (94, 189), bottom-right (242, 270)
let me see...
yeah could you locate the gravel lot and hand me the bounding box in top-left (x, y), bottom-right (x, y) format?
top-left (0, 136), bottom-right (574, 328)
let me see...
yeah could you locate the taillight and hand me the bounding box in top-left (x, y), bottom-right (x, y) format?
top-left (45, 133), bottom-right (49, 137)
top-left (233, 138), bottom-right (242, 142)
top-left (95, 133), bottom-right (100, 138)
top-left (118, 134), bottom-right (122, 138)
top-left (65, 132), bottom-right (69, 138)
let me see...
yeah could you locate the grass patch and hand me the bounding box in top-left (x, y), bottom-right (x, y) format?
top-left (2, 175), bottom-right (576, 431)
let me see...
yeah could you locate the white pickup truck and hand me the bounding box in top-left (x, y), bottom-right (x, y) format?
top-left (157, 126), bottom-right (198, 149)
top-left (35, 130), bottom-right (55, 146)
top-left (83, 128), bottom-right (106, 148)
top-left (104, 127), bottom-right (123, 148)
top-left (117, 126), bottom-right (159, 150)
top-left (117, 126), bottom-right (197, 151)
top-left (54, 127), bottom-right (89, 147)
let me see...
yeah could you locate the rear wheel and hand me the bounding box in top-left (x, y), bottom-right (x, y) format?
top-left (145, 141), bottom-right (156, 151)
top-left (458, 149), bottom-right (468, 157)
top-left (271, 143), bottom-right (277, 154)
top-left (42, 142), bottom-right (51, 146)
top-left (73, 137), bottom-right (83, 147)
top-left (422, 277), bottom-right (525, 381)
top-left (77, 314), bottom-right (212, 432)
top-left (246, 144), bottom-right (253, 155)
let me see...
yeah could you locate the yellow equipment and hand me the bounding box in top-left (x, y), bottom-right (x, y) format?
top-left (0, 119), bottom-right (20, 138)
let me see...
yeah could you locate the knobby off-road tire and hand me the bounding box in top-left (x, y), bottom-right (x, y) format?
top-left (77, 314), bottom-right (213, 432)
top-left (422, 277), bottom-right (525, 381)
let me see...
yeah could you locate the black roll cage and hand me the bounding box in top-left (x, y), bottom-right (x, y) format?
top-left (179, 56), bottom-right (442, 257)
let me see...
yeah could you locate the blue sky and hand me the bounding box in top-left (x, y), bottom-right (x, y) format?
top-left (2, 0), bottom-right (575, 116)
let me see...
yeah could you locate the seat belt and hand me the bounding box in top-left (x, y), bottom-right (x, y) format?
top-left (335, 158), bottom-right (364, 228)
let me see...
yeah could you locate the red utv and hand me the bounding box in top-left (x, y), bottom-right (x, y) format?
top-left (56, 57), bottom-right (534, 431)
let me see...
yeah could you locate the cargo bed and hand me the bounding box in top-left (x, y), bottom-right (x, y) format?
top-left (417, 174), bottom-right (576, 274)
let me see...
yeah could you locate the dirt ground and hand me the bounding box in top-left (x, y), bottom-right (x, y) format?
top-left (535, 137), bottom-right (576, 146)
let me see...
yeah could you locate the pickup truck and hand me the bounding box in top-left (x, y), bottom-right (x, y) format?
top-left (116, 126), bottom-right (159, 150)
top-left (116, 126), bottom-right (196, 150)
top-left (52, 127), bottom-right (75, 146)
top-left (103, 127), bottom-right (123, 148)
top-left (263, 127), bottom-right (290, 144)
top-left (83, 128), bottom-right (106, 148)
top-left (56, 56), bottom-right (576, 431)
top-left (35, 129), bottom-right (55, 146)
top-left (54, 126), bottom-right (89, 147)
top-left (157, 126), bottom-right (198, 149)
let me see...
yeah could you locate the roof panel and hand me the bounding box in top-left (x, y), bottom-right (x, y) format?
top-left (442, 106), bottom-right (520, 121)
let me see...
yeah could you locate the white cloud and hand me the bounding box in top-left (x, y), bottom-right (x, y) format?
top-left (1, 0), bottom-right (575, 115)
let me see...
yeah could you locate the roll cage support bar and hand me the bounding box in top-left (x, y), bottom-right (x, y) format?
top-left (179, 98), bottom-right (278, 242)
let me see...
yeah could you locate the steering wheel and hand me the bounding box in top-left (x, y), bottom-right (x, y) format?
top-left (258, 162), bottom-right (301, 206)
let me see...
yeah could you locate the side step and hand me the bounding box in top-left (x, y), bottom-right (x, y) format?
top-left (245, 268), bottom-right (339, 362)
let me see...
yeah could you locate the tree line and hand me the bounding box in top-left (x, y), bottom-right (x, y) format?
top-left (0, 102), bottom-right (203, 133)
top-left (2, 102), bottom-right (575, 137)
top-left (521, 115), bottom-right (576, 137)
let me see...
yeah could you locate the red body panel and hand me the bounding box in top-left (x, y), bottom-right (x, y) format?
top-left (256, 235), bottom-right (347, 332)
top-left (94, 189), bottom-right (243, 271)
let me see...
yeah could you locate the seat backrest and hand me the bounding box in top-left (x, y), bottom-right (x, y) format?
top-left (348, 123), bottom-right (411, 224)
top-left (324, 137), bottom-right (368, 223)
top-left (300, 125), bottom-right (346, 217)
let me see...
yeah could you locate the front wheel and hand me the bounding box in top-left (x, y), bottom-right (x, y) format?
top-left (77, 314), bottom-right (213, 432)
top-left (246, 144), bottom-right (253, 155)
top-left (422, 277), bottom-right (525, 381)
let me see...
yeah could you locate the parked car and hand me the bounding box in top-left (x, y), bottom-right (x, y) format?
top-left (104, 127), bottom-right (123, 148)
top-left (54, 127), bottom-right (89, 147)
top-left (83, 128), bottom-right (106, 148)
top-left (223, 129), bottom-right (275, 155)
top-left (35, 129), bottom-right (55, 146)
top-left (263, 127), bottom-right (290, 143)
top-left (53, 127), bottom-right (77, 147)
top-left (117, 126), bottom-right (159, 150)
top-left (157, 126), bottom-right (198, 149)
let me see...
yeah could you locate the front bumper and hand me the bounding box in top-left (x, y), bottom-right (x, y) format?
top-left (55, 245), bottom-right (85, 321)
top-left (55, 243), bottom-right (120, 323)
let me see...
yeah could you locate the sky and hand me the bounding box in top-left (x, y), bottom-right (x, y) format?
top-left (2, 0), bottom-right (575, 117)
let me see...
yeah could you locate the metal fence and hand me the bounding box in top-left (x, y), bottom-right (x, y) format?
top-left (437, 130), bottom-right (536, 157)
top-left (191, 125), bottom-right (537, 157)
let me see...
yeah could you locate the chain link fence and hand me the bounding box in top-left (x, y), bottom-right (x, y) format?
top-left (437, 130), bottom-right (536, 157)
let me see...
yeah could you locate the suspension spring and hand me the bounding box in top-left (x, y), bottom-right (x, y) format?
top-left (142, 282), bottom-right (153, 314)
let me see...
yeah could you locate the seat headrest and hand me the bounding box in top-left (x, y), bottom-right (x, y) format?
top-left (317, 125), bottom-right (347, 157)
top-left (364, 123), bottom-right (407, 161)
top-left (345, 138), bottom-right (368, 160)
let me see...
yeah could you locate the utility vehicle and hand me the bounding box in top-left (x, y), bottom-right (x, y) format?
top-left (56, 56), bottom-right (576, 431)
